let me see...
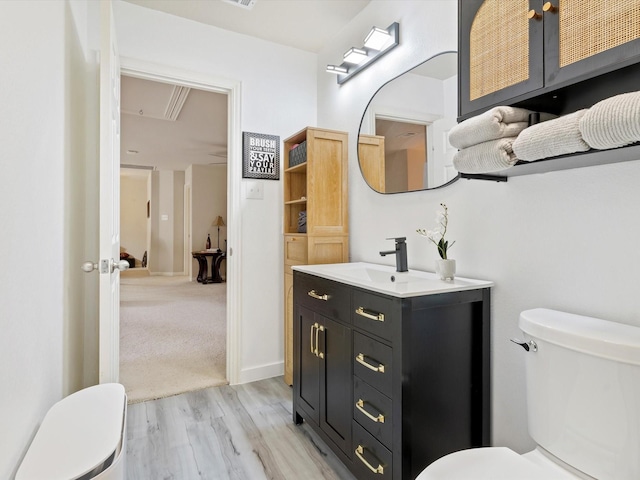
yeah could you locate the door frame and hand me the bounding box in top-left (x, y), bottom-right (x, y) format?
top-left (120, 56), bottom-right (242, 384)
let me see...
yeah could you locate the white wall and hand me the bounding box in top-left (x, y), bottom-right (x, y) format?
top-left (148, 170), bottom-right (186, 274)
top-left (318, 0), bottom-right (640, 454)
top-left (188, 164), bottom-right (227, 279)
top-left (0, 1), bottom-right (97, 477)
top-left (113, 0), bottom-right (318, 382)
top-left (121, 172), bottom-right (149, 263)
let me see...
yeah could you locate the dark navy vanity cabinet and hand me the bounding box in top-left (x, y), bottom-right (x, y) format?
top-left (292, 270), bottom-right (491, 480)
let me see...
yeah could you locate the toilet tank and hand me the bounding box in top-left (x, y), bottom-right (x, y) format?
top-left (520, 308), bottom-right (640, 480)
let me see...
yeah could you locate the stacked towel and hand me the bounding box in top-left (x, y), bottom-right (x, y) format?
top-left (513, 109), bottom-right (590, 161)
top-left (449, 106), bottom-right (555, 149)
top-left (450, 106), bottom-right (556, 174)
top-left (453, 138), bottom-right (517, 173)
top-left (579, 91), bottom-right (640, 150)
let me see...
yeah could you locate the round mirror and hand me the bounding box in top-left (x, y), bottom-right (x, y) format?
top-left (358, 51), bottom-right (459, 193)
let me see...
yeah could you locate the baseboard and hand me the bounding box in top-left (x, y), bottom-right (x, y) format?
top-left (149, 272), bottom-right (183, 277)
top-left (237, 361), bottom-right (284, 385)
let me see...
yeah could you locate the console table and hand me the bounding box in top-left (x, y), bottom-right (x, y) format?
top-left (192, 251), bottom-right (226, 284)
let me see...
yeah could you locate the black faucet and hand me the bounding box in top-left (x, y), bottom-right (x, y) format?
top-left (380, 237), bottom-right (408, 272)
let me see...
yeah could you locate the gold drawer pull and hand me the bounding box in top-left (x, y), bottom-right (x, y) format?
top-left (355, 307), bottom-right (384, 322)
top-left (316, 324), bottom-right (324, 359)
top-left (527, 9), bottom-right (541, 20)
top-left (356, 399), bottom-right (385, 423)
top-left (310, 323), bottom-right (316, 355)
top-left (543, 2), bottom-right (557, 13)
top-left (356, 353), bottom-right (385, 373)
top-left (355, 445), bottom-right (384, 475)
top-left (308, 290), bottom-right (329, 301)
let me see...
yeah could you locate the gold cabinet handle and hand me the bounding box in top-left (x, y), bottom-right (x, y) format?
top-left (310, 323), bottom-right (317, 355)
top-left (308, 290), bottom-right (329, 301)
top-left (356, 399), bottom-right (385, 423)
top-left (316, 324), bottom-right (324, 359)
top-left (543, 2), bottom-right (557, 13)
top-left (355, 307), bottom-right (384, 322)
top-left (355, 445), bottom-right (384, 475)
top-left (527, 9), bottom-right (541, 20)
top-left (356, 353), bottom-right (385, 373)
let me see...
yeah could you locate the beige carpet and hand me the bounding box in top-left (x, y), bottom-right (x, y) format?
top-left (119, 273), bottom-right (227, 403)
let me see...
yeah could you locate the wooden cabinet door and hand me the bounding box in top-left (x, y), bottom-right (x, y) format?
top-left (306, 129), bottom-right (348, 236)
top-left (459, 0), bottom-right (544, 117)
top-left (543, 0), bottom-right (640, 88)
top-left (358, 134), bottom-right (386, 192)
top-left (297, 306), bottom-right (320, 424)
top-left (319, 316), bottom-right (352, 456)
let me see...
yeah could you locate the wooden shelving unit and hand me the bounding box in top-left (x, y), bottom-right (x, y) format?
top-left (283, 127), bottom-right (349, 385)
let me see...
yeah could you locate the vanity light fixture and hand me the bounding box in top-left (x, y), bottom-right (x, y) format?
top-left (327, 22), bottom-right (399, 85)
top-left (364, 26), bottom-right (392, 50)
top-left (343, 47), bottom-right (368, 65)
top-left (326, 65), bottom-right (349, 75)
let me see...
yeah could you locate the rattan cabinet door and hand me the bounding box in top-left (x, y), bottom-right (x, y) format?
top-left (459, 0), bottom-right (544, 118)
top-left (543, 0), bottom-right (640, 88)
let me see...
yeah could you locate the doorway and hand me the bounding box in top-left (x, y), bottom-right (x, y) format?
top-left (117, 59), bottom-right (241, 397)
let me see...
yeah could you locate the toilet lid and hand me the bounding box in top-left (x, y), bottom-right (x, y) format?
top-left (416, 447), bottom-right (578, 480)
top-left (16, 383), bottom-right (126, 480)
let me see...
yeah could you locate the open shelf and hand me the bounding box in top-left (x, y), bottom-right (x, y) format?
top-left (461, 143), bottom-right (640, 181)
top-left (285, 162), bottom-right (306, 173)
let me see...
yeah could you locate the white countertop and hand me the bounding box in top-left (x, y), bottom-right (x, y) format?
top-left (293, 262), bottom-right (493, 298)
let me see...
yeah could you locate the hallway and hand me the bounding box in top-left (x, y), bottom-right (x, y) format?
top-left (120, 273), bottom-right (227, 403)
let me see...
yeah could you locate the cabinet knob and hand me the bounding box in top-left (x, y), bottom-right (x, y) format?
top-left (543, 2), bottom-right (557, 13)
top-left (528, 9), bottom-right (542, 20)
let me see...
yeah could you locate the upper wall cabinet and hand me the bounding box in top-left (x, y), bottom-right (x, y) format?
top-left (459, 0), bottom-right (640, 119)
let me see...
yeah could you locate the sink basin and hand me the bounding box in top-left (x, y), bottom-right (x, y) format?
top-left (292, 262), bottom-right (494, 298)
top-left (340, 265), bottom-right (423, 284)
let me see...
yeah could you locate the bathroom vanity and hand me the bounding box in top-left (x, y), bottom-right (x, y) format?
top-left (292, 263), bottom-right (493, 480)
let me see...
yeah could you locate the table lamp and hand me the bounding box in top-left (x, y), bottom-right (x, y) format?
top-left (212, 215), bottom-right (226, 252)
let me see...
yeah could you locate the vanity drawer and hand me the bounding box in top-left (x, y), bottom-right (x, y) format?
top-left (352, 289), bottom-right (396, 341)
top-left (353, 332), bottom-right (393, 397)
top-left (352, 420), bottom-right (392, 480)
top-left (353, 377), bottom-right (393, 449)
top-left (294, 272), bottom-right (350, 324)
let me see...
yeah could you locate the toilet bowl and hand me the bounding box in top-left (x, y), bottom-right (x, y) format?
top-left (16, 383), bottom-right (127, 480)
top-left (416, 447), bottom-right (582, 480)
top-left (417, 308), bottom-right (640, 480)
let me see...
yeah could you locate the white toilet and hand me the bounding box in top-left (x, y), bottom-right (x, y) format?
top-left (417, 308), bottom-right (640, 480)
top-left (16, 383), bottom-right (127, 480)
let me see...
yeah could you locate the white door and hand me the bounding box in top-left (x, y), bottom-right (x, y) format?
top-left (99, 0), bottom-right (122, 384)
top-left (429, 117), bottom-right (458, 188)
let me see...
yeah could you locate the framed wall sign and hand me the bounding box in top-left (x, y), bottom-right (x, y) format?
top-left (242, 132), bottom-right (280, 180)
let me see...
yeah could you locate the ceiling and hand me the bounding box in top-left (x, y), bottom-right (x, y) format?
top-left (121, 76), bottom-right (228, 172)
top-left (120, 0), bottom-right (371, 174)
top-left (122, 0), bottom-right (371, 53)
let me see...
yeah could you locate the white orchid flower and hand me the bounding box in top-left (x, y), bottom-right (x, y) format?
top-left (416, 203), bottom-right (455, 260)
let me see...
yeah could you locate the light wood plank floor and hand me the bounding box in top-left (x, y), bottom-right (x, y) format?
top-left (126, 377), bottom-right (356, 479)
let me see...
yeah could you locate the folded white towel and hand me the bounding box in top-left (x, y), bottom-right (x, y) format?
top-left (453, 137), bottom-right (517, 174)
top-left (449, 106), bottom-right (556, 149)
top-left (513, 109), bottom-right (590, 161)
top-left (579, 91), bottom-right (640, 150)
